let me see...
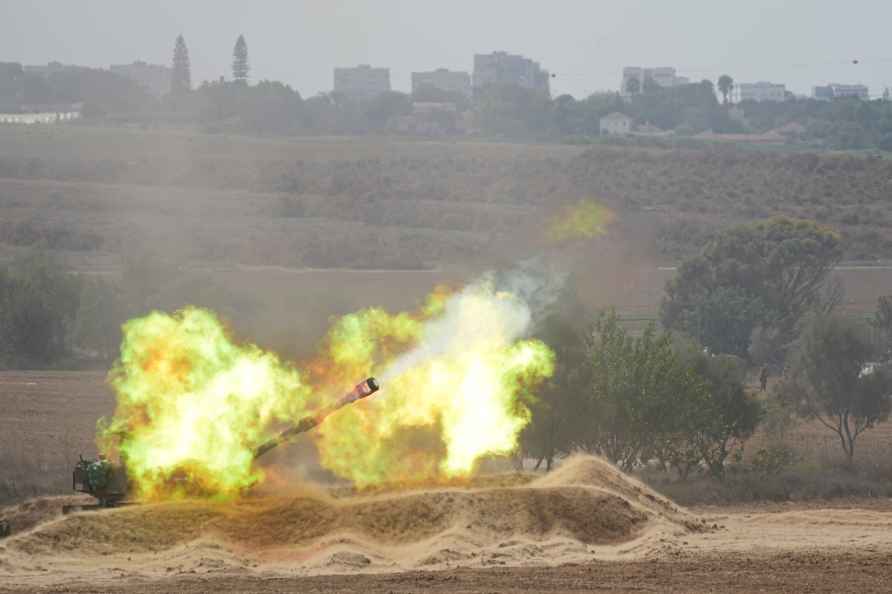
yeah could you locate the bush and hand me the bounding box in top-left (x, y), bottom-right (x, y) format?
top-left (0, 253), bottom-right (81, 367)
top-left (0, 252), bottom-right (130, 369)
top-left (751, 445), bottom-right (800, 476)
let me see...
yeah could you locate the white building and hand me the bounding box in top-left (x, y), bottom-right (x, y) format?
top-left (735, 82), bottom-right (787, 103)
top-left (0, 110), bottom-right (81, 125)
top-left (333, 65), bottom-right (391, 101)
top-left (411, 69), bottom-right (472, 99)
top-left (813, 83), bottom-right (869, 100)
top-left (600, 112), bottom-right (632, 136)
top-left (621, 67), bottom-right (688, 95)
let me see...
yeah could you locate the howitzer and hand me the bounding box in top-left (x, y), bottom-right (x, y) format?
top-left (253, 377), bottom-right (379, 460)
top-left (66, 377), bottom-right (380, 512)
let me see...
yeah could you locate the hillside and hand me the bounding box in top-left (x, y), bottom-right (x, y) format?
top-left (565, 146), bottom-right (892, 260)
top-left (2, 127), bottom-right (891, 272)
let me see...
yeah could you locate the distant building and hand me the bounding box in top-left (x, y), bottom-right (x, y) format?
top-left (333, 64), bottom-right (391, 101)
top-left (473, 52), bottom-right (550, 96)
top-left (0, 106), bottom-right (81, 125)
top-left (813, 83), bottom-right (869, 100)
top-left (621, 67), bottom-right (688, 95)
top-left (110, 61), bottom-right (172, 97)
top-left (411, 68), bottom-right (472, 99)
top-left (24, 61), bottom-right (77, 77)
top-left (735, 82), bottom-right (787, 103)
top-left (0, 62), bottom-right (25, 110)
top-left (600, 112), bottom-right (632, 136)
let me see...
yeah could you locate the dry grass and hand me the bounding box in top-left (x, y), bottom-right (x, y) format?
top-left (643, 417), bottom-right (892, 505)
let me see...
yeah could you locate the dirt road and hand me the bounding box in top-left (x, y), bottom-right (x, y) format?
top-left (1, 553), bottom-right (888, 593)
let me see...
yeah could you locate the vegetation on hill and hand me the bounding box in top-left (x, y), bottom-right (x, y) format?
top-left (740, 97), bottom-right (892, 151)
top-left (2, 128), bottom-right (892, 266)
top-left (661, 218), bottom-right (843, 360)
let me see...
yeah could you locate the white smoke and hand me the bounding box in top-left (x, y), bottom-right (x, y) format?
top-left (380, 259), bottom-right (567, 382)
top-left (492, 257), bottom-right (569, 324)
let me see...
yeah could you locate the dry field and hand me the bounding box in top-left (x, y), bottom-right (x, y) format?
top-left (0, 372), bottom-right (113, 502)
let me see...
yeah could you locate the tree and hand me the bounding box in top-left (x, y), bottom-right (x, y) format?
top-left (364, 91), bottom-right (412, 129)
top-left (662, 217), bottom-right (842, 360)
top-left (0, 253), bottom-right (81, 366)
top-left (872, 295), bottom-right (892, 357)
top-left (172, 35), bottom-right (191, 96)
top-left (475, 84), bottom-right (553, 139)
top-left (586, 312), bottom-right (707, 470)
top-left (681, 347), bottom-right (762, 478)
top-left (232, 35), bottom-right (249, 85)
top-left (522, 312), bottom-right (590, 471)
top-left (242, 81), bottom-right (303, 134)
top-left (718, 75), bottom-right (734, 105)
top-left (624, 77), bottom-right (641, 96)
top-left (778, 313), bottom-right (892, 464)
top-left (72, 278), bottom-right (127, 362)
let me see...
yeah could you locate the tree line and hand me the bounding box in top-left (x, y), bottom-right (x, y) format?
top-left (523, 217), bottom-right (892, 475)
top-left (0, 251), bottom-right (211, 369)
top-left (9, 34), bottom-right (892, 149)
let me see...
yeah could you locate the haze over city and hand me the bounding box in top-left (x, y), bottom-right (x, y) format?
top-left (2, 0), bottom-right (891, 97)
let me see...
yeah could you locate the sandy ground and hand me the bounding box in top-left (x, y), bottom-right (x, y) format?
top-left (2, 457), bottom-right (892, 592)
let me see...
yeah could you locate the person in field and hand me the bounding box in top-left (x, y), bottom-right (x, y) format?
top-left (759, 366), bottom-right (769, 392)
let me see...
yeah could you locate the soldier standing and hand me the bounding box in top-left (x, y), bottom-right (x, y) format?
top-left (759, 365), bottom-right (769, 392)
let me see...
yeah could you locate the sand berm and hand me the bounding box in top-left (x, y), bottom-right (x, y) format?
top-left (0, 455), bottom-right (709, 584)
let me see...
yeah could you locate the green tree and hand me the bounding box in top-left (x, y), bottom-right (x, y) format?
top-left (683, 348), bottom-right (762, 478)
top-left (72, 279), bottom-right (127, 362)
top-left (172, 35), bottom-right (191, 96)
top-left (586, 312), bottom-right (707, 470)
top-left (475, 84), bottom-right (553, 139)
top-left (661, 217), bottom-right (842, 360)
top-left (20, 65), bottom-right (155, 117)
top-left (872, 295), bottom-right (892, 356)
top-left (364, 91), bottom-right (412, 129)
top-left (0, 253), bottom-right (81, 366)
top-left (523, 311), bottom-right (590, 471)
top-left (232, 34), bottom-right (249, 85)
top-left (677, 287), bottom-right (767, 358)
top-left (777, 313), bottom-right (892, 464)
top-left (624, 77), bottom-right (641, 95)
top-left (718, 75), bottom-right (734, 105)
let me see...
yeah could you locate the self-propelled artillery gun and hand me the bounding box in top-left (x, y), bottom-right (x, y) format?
top-left (66, 378), bottom-right (380, 512)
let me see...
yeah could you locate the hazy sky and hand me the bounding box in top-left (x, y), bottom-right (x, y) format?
top-left (2, 1), bottom-right (890, 98)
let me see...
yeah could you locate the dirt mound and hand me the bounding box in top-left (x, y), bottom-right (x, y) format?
top-left (0, 456), bottom-right (699, 581)
top-left (8, 487), bottom-right (647, 555)
top-left (535, 455), bottom-right (694, 523)
top-left (0, 495), bottom-right (95, 539)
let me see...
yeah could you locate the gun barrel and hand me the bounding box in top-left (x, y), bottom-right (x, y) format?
top-left (253, 378), bottom-right (379, 460)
